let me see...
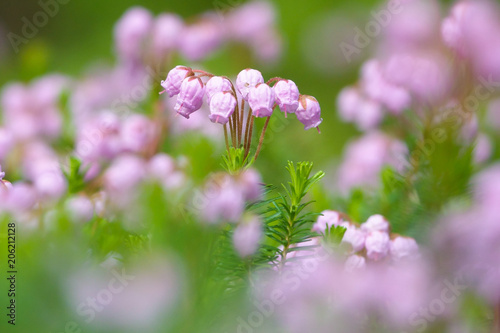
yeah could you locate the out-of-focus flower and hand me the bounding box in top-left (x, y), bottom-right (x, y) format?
top-left (312, 210), bottom-right (343, 234)
top-left (390, 236), bottom-right (419, 261)
top-left (104, 154), bottom-right (146, 193)
top-left (178, 14), bottom-right (224, 62)
top-left (473, 133), bottom-right (492, 164)
top-left (337, 132), bottom-right (407, 193)
top-left (236, 168), bottom-right (263, 202)
top-left (196, 173), bottom-right (246, 224)
top-left (248, 83), bottom-right (275, 118)
top-left (296, 95), bottom-right (322, 130)
top-left (0, 128), bottom-right (13, 161)
top-left (114, 7), bottom-right (153, 61)
top-left (361, 214), bottom-right (390, 233)
top-left (365, 231), bottom-right (390, 261)
top-left (233, 215), bottom-right (263, 257)
top-left (147, 153), bottom-right (185, 190)
top-left (66, 196), bottom-right (94, 223)
top-left (344, 254), bottom-right (366, 272)
top-left (337, 86), bottom-right (384, 130)
top-left (151, 13), bottom-right (184, 60)
top-left (341, 222), bottom-right (366, 253)
top-left (1, 75), bottom-right (68, 141)
top-left (120, 114), bottom-right (155, 153)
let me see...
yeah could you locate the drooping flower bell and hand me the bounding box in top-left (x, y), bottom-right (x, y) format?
top-left (236, 68), bottom-right (264, 100)
top-left (160, 66), bottom-right (194, 97)
top-left (208, 91), bottom-right (237, 125)
top-left (175, 76), bottom-right (205, 119)
top-left (205, 76), bottom-right (233, 103)
top-left (273, 79), bottom-right (299, 117)
top-left (295, 95), bottom-right (322, 131)
top-left (248, 83), bottom-right (275, 118)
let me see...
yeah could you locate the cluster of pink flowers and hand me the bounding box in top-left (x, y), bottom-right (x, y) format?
top-left (114, 2), bottom-right (281, 64)
top-left (312, 211), bottom-right (419, 267)
top-left (161, 66), bottom-right (322, 130)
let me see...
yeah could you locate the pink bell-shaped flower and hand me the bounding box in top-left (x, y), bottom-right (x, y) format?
top-left (161, 66), bottom-right (194, 97)
top-left (273, 79), bottom-right (299, 117)
top-left (248, 83), bottom-right (275, 118)
top-left (296, 95), bottom-right (322, 131)
top-left (208, 91), bottom-right (237, 125)
top-left (175, 76), bottom-right (205, 119)
top-left (236, 68), bottom-right (264, 100)
top-left (205, 76), bottom-right (233, 103)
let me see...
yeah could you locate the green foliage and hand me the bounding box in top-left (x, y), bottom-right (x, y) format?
top-left (63, 156), bottom-right (86, 194)
top-left (221, 147), bottom-right (253, 174)
top-left (260, 161), bottom-right (325, 269)
top-left (323, 224), bottom-right (347, 245)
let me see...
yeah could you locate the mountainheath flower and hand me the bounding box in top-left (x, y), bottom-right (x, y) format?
top-left (296, 95), bottom-right (322, 130)
top-left (248, 83), bottom-right (275, 117)
top-left (174, 76), bottom-right (205, 118)
top-left (236, 68), bottom-right (264, 100)
top-left (273, 79), bottom-right (299, 117)
top-left (160, 66), bottom-right (194, 97)
top-left (208, 91), bottom-right (237, 125)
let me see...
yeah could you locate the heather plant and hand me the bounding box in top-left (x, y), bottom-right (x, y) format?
top-left (0, 0), bottom-right (500, 333)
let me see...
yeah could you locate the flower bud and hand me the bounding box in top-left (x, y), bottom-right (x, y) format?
top-left (312, 210), bottom-right (342, 234)
top-left (161, 66), bottom-right (194, 97)
top-left (365, 231), bottom-right (390, 261)
top-left (248, 83), bottom-right (275, 118)
top-left (344, 254), bottom-right (366, 272)
top-left (208, 92), bottom-right (237, 125)
top-left (66, 196), bottom-right (94, 223)
top-left (273, 79), bottom-right (299, 116)
top-left (390, 236), bottom-right (419, 261)
top-left (236, 68), bottom-right (264, 100)
top-left (175, 77), bottom-right (205, 118)
top-left (205, 76), bottom-right (233, 103)
top-left (361, 214), bottom-right (390, 233)
top-left (341, 223), bottom-right (366, 253)
top-left (296, 95), bottom-right (322, 131)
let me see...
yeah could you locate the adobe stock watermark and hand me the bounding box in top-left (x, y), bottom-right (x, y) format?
top-left (236, 246), bottom-right (334, 333)
top-left (402, 263), bottom-right (497, 333)
top-left (7, 0), bottom-right (71, 53)
top-left (51, 268), bottom-right (135, 333)
top-left (340, 0), bottom-right (403, 63)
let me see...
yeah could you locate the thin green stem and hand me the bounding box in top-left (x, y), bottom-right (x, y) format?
top-left (245, 116), bottom-right (255, 159)
top-left (224, 124), bottom-right (231, 160)
top-left (243, 107), bottom-right (253, 152)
